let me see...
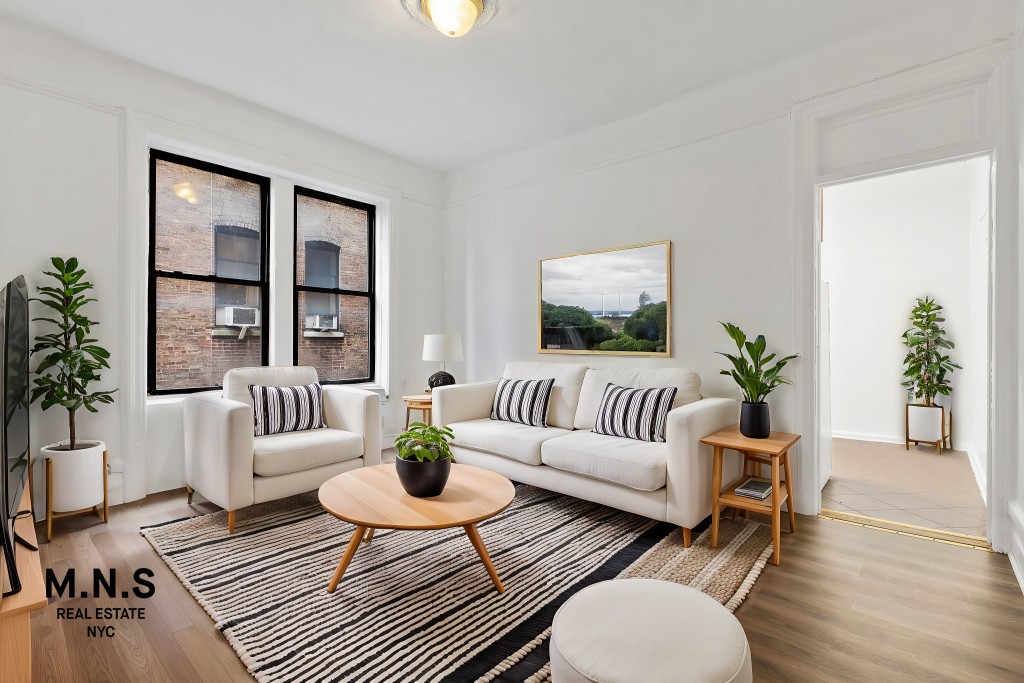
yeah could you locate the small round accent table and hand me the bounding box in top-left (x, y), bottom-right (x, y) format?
top-left (318, 463), bottom-right (515, 595)
top-left (402, 394), bottom-right (433, 429)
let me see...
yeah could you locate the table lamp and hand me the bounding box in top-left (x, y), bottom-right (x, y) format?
top-left (422, 333), bottom-right (463, 390)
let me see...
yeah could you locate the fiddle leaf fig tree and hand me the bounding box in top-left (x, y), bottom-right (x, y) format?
top-left (901, 296), bottom-right (960, 407)
top-left (29, 257), bottom-right (116, 450)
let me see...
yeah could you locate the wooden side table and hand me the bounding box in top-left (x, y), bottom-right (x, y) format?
top-left (402, 394), bottom-right (433, 429)
top-left (700, 425), bottom-right (800, 566)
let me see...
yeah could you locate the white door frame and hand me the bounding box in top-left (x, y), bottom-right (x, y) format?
top-left (791, 45), bottom-right (1015, 553)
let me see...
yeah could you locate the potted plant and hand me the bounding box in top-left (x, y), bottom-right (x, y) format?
top-left (717, 322), bottom-right (797, 439)
top-left (901, 297), bottom-right (959, 451)
top-left (30, 258), bottom-right (116, 526)
top-left (394, 422), bottom-right (455, 498)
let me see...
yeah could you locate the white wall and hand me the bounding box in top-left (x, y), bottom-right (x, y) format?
top-left (443, 7), bottom-right (1016, 517)
top-left (821, 158), bottom-right (989, 457)
top-left (0, 19), bottom-right (447, 504)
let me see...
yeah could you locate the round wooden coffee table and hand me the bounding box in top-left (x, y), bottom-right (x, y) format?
top-left (318, 463), bottom-right (515, 595)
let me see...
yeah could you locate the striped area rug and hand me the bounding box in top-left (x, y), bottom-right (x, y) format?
top-left (142, 486), bottom-right (771, 683)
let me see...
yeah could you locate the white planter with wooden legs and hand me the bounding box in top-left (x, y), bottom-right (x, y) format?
top-left (41, 439), bottom-right (108, 541)
top-left (905, 404), bottom-right (952, 454)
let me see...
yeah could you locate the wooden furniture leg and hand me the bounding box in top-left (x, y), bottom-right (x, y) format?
top-left (227, 511), bottom-right (236, 534)
top-left (186, 485), bottom-right (194, 505)
top-left (405, 407), bottom-right (411, 430)
top-left (681, 527), bottom-right (692, 548)
top-left (743, 453), bottom-right (752, 519)
top-left (45, 457), bottom-right (53, 543)
top-left (783, 450), bottom-right (796, 533)
top-left (464, 523), bottom-right (505, 594)
top-left (362, 527), bottom-right (375, 545)
top-left (710, 445), bottom-right (723, 548)
top-left (771, 455), bottom-right (782, 566)
top-left (327, 524), bottom-right (367, 593)
top-left (102, 449), bottom-right (109, 523)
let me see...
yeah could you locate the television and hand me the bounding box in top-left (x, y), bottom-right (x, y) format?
top-left (1, 274), bottom-right (33, 596)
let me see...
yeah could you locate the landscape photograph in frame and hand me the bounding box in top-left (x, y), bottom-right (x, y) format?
top-left (539, 241), bottom-right (671, 356)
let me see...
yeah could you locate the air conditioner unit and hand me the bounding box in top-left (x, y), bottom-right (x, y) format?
top-left (305, 314), bottom-right (338, 331)
top-left (218, 306), bottom-right (260, 327)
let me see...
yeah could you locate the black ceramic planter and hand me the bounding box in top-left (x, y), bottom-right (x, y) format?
top-left (395, 457), bottom-right (452, 498)
top-left (740, 402), bottom-right (771, 439)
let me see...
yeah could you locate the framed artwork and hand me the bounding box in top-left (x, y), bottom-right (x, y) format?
top-left (538, 241), bottom-right (671, 356)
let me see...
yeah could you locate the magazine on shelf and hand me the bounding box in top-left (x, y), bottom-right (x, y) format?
top-left (734, 477), bottom-right (772, 500)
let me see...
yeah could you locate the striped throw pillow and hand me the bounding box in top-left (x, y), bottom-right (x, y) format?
top-left (248, 382), bottom-right (325, 437)
top-left (490, 377), bottom-right (556, 428)
top-left (593, 383), bottom-right (678, 443)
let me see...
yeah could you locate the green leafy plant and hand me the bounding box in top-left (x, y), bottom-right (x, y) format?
top-left (395, 422), bottom-right (455, 462)
top-left (717, 322), bottom-right (797, 404)
top-left (901, 297), bottom-right (961, 406)
top-left (30, 257), bottom-right (116, 450)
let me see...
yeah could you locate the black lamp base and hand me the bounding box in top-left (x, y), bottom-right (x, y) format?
top-left (427, 371), bottom-right (456, 390)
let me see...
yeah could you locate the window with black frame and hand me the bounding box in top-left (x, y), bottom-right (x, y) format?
top-left (294, 187), bottom-right (374, 383)
top-left (148, 150), bottom-right (270, 393)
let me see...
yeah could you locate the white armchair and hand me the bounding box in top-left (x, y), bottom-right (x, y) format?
top-left (183, 366), bottom-right (381, 532)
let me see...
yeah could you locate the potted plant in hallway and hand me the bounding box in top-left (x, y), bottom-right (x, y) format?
top-left (394, 422), bottom-right (456, 497)
top-left (30, 257), bottom-right (117, 535)
top-left (902, 296), bottom-right (960, 452)
top-left (717, 322), bottom-right (797, 438)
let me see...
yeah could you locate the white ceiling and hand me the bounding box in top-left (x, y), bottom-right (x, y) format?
top-left (0, 1), bottom-right (1012, 170)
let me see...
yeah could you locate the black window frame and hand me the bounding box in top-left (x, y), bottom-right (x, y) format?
top-left (293, 186), bottom-right (376, 385)
top-left (148, 149), bottom-right (271, 395)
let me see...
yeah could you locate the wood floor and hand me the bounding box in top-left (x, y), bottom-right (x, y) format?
top-left (30, 490), bottom-right (1024, 682)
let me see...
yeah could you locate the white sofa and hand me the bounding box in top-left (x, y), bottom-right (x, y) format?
top-left (183, 366), bottom-right (381, 532)
top-left (432, 362), bottom-right (739, 546)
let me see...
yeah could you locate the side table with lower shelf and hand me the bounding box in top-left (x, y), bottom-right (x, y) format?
top-left (700, 425), bottom-right (800, 566)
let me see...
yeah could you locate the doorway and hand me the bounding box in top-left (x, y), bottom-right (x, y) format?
top-left (817, 156), bottom-right (990, 543)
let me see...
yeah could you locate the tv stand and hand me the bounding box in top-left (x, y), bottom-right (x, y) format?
top-left (0, 488), bottom-right (46, 683)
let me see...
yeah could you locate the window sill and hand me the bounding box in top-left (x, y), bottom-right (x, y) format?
top-left (211, 326), bottom-right (262, 338)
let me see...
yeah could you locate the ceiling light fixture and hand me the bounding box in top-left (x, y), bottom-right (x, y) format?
top-left (402, 0), bottom-right (497, 38)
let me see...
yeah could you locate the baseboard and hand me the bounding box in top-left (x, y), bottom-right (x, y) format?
top-left (966, 446), bottom-right (987, 504)
top-left (830, 431), bottom-right (905, 445)
top-left (1009, 501), bottom-right (1024, 596)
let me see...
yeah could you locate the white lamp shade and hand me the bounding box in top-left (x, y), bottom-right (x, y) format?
top-left (423, 334), bottom-right (464, 362)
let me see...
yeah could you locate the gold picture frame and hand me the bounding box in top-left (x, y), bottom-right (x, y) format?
top-left (538, 240), bottom-right (671, 356)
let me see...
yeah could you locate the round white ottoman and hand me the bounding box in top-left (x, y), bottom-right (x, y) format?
top-left (550, 579), bottom-right (752, 683)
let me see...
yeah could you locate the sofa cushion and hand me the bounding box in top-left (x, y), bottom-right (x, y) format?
top-left (541, 431), bottom-right (668, 491)
top-left (574, 367), bottom-right (701, 430)
top-left (253, 428), bottom-right (363, 477)
top-left (503, 361), bottom-right (588, 430)
top-left (491, 377), bottom-right (556, 427)
top-left (449, 418), bottom-right (571, 466)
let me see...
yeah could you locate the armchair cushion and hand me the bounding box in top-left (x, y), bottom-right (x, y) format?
top-left (224, 366), bottom-right (319, 407)
top-left (253, 428), bottom-right (364, 477)
top-left (541, 431), bottom-right (667, 491)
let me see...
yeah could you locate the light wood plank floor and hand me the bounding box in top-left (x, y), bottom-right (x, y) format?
top-left (31, 490), bottom-right (1024, 682)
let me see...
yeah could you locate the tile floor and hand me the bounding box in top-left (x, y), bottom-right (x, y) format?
top-left (822, 438), bottom-right (986, 538)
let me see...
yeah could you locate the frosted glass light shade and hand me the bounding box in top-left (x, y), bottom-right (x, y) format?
top-left (423, 334), bottom-right (464, 362)
top-left (423, 0), bottom-right (481, 37)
